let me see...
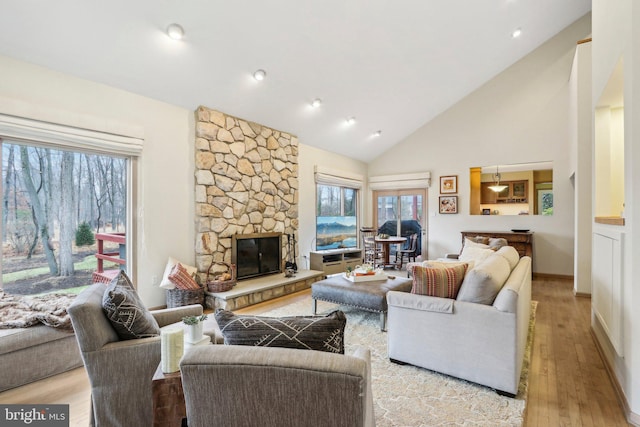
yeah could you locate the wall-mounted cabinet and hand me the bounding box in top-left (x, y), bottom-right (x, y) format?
top-left (481, 181), bottom-right (528, 204)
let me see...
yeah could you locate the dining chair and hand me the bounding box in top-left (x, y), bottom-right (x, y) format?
top-left (396, 233), bottom-right (419, 269)
top-left (361, 227), bottom-right (383, 267)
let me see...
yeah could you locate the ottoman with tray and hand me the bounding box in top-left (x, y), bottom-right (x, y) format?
top-left (311, 274), bottom-right (412, 331)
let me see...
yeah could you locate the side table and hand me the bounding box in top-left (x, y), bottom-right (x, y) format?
top-left (152, 364), bottom-right (185, 427)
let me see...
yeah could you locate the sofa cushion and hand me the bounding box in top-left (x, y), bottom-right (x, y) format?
top-left (410, 263), bottom-right (468, 299)
top-left (214, 309), bottom-right (346, 354)
top-left (0, 325), bottom-right (75, 356)
top-left (457, 253), bottom-right (511, 305)
top-left (168, 263), bottom-right (200, 290)
top-left (102, 271), bottom-right (160, 340)
top-left (495, 246), bottom-right (520, 270)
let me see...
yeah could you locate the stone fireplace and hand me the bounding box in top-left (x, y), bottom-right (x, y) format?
top-left (194, 106), bottom-right (300, 285)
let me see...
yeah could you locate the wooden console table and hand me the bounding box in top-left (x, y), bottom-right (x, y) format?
top-left (460, 231), bottom-right (533, 262)
top-left (152, 364), bottom-right (185, 427)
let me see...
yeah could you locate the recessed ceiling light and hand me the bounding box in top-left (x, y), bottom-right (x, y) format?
top-left (166, 23), bottom-right (185, 40)
top-left (311, 98), bottom-right (322, 108)
top-left (346, 117), bottom-right (356, 125)
top-left (373, 130), bottom-right (382, 137)
top-left (253, 69), bottom-right (267, 81)
top-left (512, 28), bottom-right (522, 38)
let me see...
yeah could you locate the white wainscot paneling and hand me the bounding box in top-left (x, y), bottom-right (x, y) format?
top-left (592, 229), bottom-right (624, 356)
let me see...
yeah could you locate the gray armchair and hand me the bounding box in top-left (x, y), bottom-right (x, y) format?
top-left (180, 345), bottom-right (375, 427)
top-left (68, 283), bottom-right (221, 427)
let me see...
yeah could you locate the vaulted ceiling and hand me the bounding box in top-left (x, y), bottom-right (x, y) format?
top-left (0, 1), bottom-right (591, 162)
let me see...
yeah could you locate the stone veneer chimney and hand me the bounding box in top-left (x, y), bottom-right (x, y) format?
top-left (194, 106), bottom-right (299, 280)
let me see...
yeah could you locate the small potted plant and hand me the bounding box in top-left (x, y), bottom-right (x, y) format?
top-left (182, 314), bottom-right (208, 343)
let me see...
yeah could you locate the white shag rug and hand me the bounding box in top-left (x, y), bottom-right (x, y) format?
top-left (262, 297), bottom-right (536, 427)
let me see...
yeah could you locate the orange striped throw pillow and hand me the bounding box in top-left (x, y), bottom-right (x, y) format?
top-left (168, 263), bottom-right (200, 290)
top-left (410, 263), bottom-right (468, 299)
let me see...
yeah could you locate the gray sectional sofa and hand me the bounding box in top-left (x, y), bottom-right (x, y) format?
top-left (386, 247), bottom-right (532, 396)
top-left (0, 325), bottom-right (83, 392)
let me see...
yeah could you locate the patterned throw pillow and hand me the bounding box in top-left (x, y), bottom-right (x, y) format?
top-left (160, 257), bottom-right (198, 289)
top-left (422, 260), bottom-right (475, 271)
top-left (410, 263), bottom-right (468, 299)
top-left (102, 271), bottom-right (160, 340)
top-left (168, 263), bottom-right (200, 290)
top-left (214, 309), bottom-right (346, 354)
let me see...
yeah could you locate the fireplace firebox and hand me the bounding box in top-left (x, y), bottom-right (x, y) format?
top-left (231, 232), bottom-right (283, 280)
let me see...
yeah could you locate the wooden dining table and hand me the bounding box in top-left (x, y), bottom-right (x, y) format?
top-left (374, 236), bottom-right (407, 268)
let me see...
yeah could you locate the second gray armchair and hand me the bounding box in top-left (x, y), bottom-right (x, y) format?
top-left (180, 345), bottom-right (375, 427)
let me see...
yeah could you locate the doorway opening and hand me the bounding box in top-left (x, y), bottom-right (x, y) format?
top-left (372, 189), bottom-right (426, 262)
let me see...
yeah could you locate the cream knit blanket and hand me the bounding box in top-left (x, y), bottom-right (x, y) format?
top-left (0, 290), bottom-right (76, 329)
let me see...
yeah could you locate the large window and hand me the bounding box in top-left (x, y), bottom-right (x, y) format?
top-left (316, 184), bottom-right (358, 250)
top-left (1, 140), bottom-right (129, 296)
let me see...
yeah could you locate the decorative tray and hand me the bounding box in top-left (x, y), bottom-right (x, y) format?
top-left (343, 272), bottom-right (388, 283)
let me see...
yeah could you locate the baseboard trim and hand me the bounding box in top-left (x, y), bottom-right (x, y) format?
top-left (532, 272), bottom-right (573, 281)
top-left (590, 327), bottom-right (640, 426)
top-left (574, 291), bottom-right (591, 298)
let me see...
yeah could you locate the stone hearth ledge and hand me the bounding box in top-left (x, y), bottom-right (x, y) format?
top-left (205, 269), bottom-right (324, 311)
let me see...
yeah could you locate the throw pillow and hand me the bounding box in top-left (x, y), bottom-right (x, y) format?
top-left (168, 263), bottom-right (200, 290)
top-left (410, 263), bottom-right (468, 299)
top-left (459, 244), bottom-right (494, 264)
top-left (214, 309), bottom-right (346, 354)
top-left (465, 237), bottom-right (490, 248)
top-left (422, 260), bottom-right (475, 271)
top-left (471, 236), bottom-right (490, 245)
top-left (456, 253), bottom-right (511, 305)
top-left (102, 271), bottom-right (160, 340)
top-left (160, 257), bottom-right (198, 289)
top-left (488, 238), bottom-right (508, 251)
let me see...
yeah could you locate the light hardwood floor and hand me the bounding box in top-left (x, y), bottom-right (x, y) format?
top-left (0, 278), bottom-right (630, 426)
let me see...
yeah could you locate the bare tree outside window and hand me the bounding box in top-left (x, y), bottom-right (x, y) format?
top-left (1, 141), bottom-right (127, 295)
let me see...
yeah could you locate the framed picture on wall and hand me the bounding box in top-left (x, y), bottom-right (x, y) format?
top-left (439, 196), bottom-right (458, 214)
top-left (440, 175), bottom-right (457, 194)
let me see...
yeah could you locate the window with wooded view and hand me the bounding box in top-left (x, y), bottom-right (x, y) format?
top-left (1, 140), bottom-right (128, 296)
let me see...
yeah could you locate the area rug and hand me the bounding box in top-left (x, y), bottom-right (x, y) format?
top-left (262, 297), bottom-right (537, 427)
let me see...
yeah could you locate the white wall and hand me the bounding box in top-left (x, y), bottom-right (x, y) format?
top-left (592, 0), bottom-right (640, 420)
top-left (569, 41), bottom-right (592, 296)
top-left (368, 14), bottom-right (591, 276)
top-left (0, 54), bottom-right (194, 307)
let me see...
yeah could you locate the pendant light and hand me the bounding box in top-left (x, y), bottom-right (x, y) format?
top-left (488, 165), bottom-right (508, 192)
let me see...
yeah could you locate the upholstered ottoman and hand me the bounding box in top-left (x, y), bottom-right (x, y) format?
top-left (311, 275), bottom-right (412, 331)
